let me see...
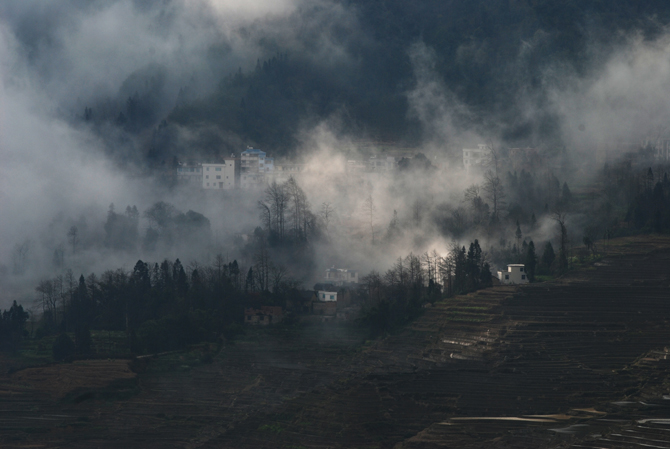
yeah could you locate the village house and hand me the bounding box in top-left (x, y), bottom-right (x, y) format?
top-left (317, 290), bottom-right (338, 302)
top-left (324, 267), bottom-right (359, 286)
top-left (497, 264), bottom-right (529, 285)
top-left (312, 286), bottom-right (337, 317)
top-left (463, 144), bottom-right (491, 173)
top-left (244, 306), bottom-right (284, 325)
top-left (202, 157), bottom-right (239, 190)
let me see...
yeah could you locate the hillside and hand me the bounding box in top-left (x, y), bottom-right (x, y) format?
top-left (3, 235), bottom-right (670, 448)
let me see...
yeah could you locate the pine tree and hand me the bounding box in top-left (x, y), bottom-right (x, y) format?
top-left (540, 242), bottom-right (555, 275)
top-left (525, 241), bottom-right (537, 282)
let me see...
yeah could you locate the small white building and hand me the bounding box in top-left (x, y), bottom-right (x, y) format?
top-left (497, 264), bottom-right (529, 285)
top-left (202, 158), bottom-right (239, 190)
top-left (317, 290), bottom-right (338, 302)
top-left (463, 144), bottom-right (491, 173)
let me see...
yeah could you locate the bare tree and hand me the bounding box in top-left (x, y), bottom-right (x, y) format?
top-left (464, 184), bottom-right (489, 226)
top-left (464, 184), bottom-right (481, 204)
top-left (36, 279), bottom-right (58, 329)
top-left (261, 181), bottom-right (288, 240)
top-left (361, 270), bottom-right (383, 305)
top-left (68, 225), bottom-right (79, 255)
top-left (257, 201), bottom-right (272, 233)
top-left (362, 193), bottom-right (377, 244)
top-left (253, 239), bottom-right (271, 292)
top-left (270, 264), bottom-right (288, 293)
top-left (286, 176), bottom-right (310, 240)
top-left (319, 202), bottom-right (335, 236)
top-left (12, 240), bottom-right (31, 275)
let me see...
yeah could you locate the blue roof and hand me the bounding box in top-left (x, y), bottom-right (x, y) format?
top-left (242, 148), bottom-right (265, 155)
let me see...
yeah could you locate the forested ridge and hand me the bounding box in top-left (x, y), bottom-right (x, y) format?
top-left (79, 1), bottom-right (670, 163)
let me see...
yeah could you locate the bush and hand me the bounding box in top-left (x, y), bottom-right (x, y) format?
top-left (52, 333), bottom-right (75, 361)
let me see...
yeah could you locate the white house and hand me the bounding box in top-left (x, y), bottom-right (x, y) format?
top-left (324, 267), bottom-right (359, 285)
top-left (463, 144), bottom-right (491, 173)
top-left (317, 290), bottom-right (338, 302)
top-left (497, 264), bottom-right (529, 284)
top-left (202, 157), bottom-right (239, 190)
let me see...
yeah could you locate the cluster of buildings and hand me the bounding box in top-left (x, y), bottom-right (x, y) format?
top-left (177, 147), bottom-right (404, 191)
top-left (462, 144), bottom-right (545, 174)
top-left (243, 266), bottom-right (361, 326)
top-left (242, 261), bottom-right (534, 326)
top-left (176, 147), bottom-right (284, 190)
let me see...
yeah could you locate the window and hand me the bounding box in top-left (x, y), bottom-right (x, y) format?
top-left (330, 295), bottom-right (335, 300)
top-left (216, 175), bottom-right (221, 179)
top-left (520, 267), bottom-right (524, 272)
top-left (206, 175), bottom-right (209, 179)
top-left (505, 275), bottom-right (509, 280)
top-left (206, 167), bottom-right (209, 171)
top-left (521, 275), bottom-right (526, 280)
top-left (215, 167), bottom-right (221, 171)
top-left (206, 183), bottom-right (209, 186)
top-left (322, 294), bottom-right (326, 299)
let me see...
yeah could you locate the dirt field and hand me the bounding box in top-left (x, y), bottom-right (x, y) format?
top-left (2, 235), bottom-right (670, 448)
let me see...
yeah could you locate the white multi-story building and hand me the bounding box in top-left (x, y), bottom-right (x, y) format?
top-left (642, 137), bottom-right (670, 161)
top-left (368, 155), bottom-right (397, 172)
top-left (463, 144), bottom-right (492, 173)
top-left (324, 267), bottom-right (359, 286)
top-left (202, 158), bottom-right (239, 190)
top-left (272, 163), bottom-right (306, 183)
top-left (241, 147), bottom-right (274, 189)
top-left (497, 264), bottom-right (529, 284)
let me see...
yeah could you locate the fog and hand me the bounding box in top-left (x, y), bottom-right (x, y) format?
top-left (1, 1), bottom-right (670, 308)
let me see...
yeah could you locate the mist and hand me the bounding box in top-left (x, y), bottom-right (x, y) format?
top-left (2, 1), bottom-right (670, 309)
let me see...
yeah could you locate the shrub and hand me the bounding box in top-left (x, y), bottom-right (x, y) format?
top-left (52, 333), bottom-right (75, 361)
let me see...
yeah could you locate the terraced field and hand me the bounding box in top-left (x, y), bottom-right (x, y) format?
top-left (2, 235), bottom-right (670, 448)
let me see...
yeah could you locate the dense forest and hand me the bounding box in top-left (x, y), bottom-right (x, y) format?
top-left (75, 1), bottom-right (670, 164)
